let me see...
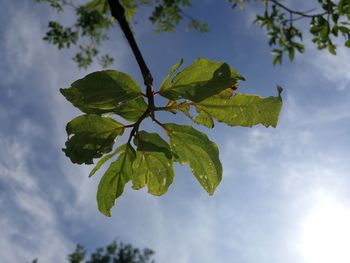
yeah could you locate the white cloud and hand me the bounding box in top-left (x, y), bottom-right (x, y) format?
top-left (218, 54), bottom-right (350, 259)
top-left (0, 118), bottom-right (73, 262)
top-left (310, 47), bottom-right (350, 90)
top-left (0, 3), bottom-right (78, 262)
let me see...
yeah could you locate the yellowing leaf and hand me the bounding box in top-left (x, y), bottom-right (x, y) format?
top-left (194, 110), bottom-right (214, 128)
top-left (164, 123), bottom-right (222, 195)
top-left (194, 92), bottom-right (282, 128)
top-left (160, 58), bottom-right (244, 102)
top-left (63, 114), bottom-right (124, 164)
top-left (97, 144), bottom-right (135, 217)
top-left (132, 131), bottom-right (175, 196)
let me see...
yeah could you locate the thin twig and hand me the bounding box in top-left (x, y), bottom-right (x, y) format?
top-left (180, 10), bottom-right (196, 22)
top-left (268, 0), bottom-right (327, 18)
top-left (126, 107), bottom-right (151, 144)
top-left (154, 106), bottom-right (169, 111)
top-left (151, 116), bottom-right (166, 129)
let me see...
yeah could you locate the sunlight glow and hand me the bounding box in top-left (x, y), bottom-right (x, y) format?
top-left (299, 196), bottom-right (350, 263)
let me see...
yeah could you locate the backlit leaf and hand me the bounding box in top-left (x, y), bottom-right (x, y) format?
top-left (160, 58), bottom-right (244, 102)
top-left (132, 131), bottom-right (175, 196)
top-left (120, 0), bottom-right (137, 22)
top-left (194, 90), bottom-right (282, 128)
top-left (194, 110), bottom-right (214, 128)
top-left (61, 70), bottom-right (142, 115)
top-left (164, 123), bottom-right (222, 195)
top-left (84, 0), bottom-right (109, 13)
top-left (89, 144), bottom-right (125, 177)
top-left (113, 97), bottom-right (147, 122)
top-left (63, 114), bottom-right (124, 164)
top-left (97, 144), bottom-right (135, 217)
top-left (160, 58), bottom-right (183, 90)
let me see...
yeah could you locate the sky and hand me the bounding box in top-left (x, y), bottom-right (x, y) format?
top-left (1, 0), bottom-right (350, 262)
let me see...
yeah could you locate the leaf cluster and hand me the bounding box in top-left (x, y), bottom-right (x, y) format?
top-left (61, 58), bottom-right (282, 216)
top-left (35, 0), bottom-right (206, 69)
top-left (36, 0), bottom-right (350, 69)
top-left (253, 4), bottom-right (304, 65)
top-left (309, 0), bottom-right (350, 54)
top-left (235, 0), bottom-right (350, 64)
top-left (148, 0), bottom-right (208, 32)
top-left (31, 241), bottom-right (154, 263)
top-left (36, 0), bottom-right (114, 69)
top-left (68, 242), bottom-right (154, 263)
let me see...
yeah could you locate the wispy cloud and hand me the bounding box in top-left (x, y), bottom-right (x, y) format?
top-left (2, 1), bottom-right (350, 263)
top-left (310, 47), bottom-right (350, 91)
top-left (0, 114), bottom-right (73, 262)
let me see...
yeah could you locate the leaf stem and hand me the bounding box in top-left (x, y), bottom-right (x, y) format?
top-left (154, 101), bottom-right (192, 112)
top-left (154, 106), bottom-right (169, 111)
top-left (126, 108), bottom-right (151, 144)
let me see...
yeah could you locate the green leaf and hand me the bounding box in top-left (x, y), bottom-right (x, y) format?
top-left (194, 110), bottom-right (214, 128)
top-left (132, 131), bottom-right (175, 196)
top-left (337, 26), bottom-right (350, 34)
top-left (174, 101), bottom-right (192, 117)
top-left (345, 39), bottom-right (350, 48)
top-left (89, 144), bottom-right (126, 177)
top-left (310, 25), bottom-right (323, 34)
top-left (293, 42), bottom-right (305, 53)
top-left (160, 58), bottom-right (244, 102)
top-left (288, 47), bottom-right (295, 61)
top-left (320, 22), bottom-right (330, 39)
top-left (61, 70), bottom-right (142, 115)
top-left (112, 97), bottom-right (147, 122)
top-left (164, 100), bottom-right (179, 114)
top-left (160, 59), bottom-right (184, 90)
top-left (84, 0), bottom-right (109, 13)
top-left (164, 123), bottom-right (222, 195)
top-left (328, 44), bottom-right (337, 55)
top-left (63, 114), bottom-right (124, 164)
top-left (186, 20), bottom-right (209, 33)
top-left (120, 0), bottom-right (137, 22)
top-left (193, 90), bottom-right (282, 128)
top-left (338, 0), bottom-right (345, 14)
top-left (272, 54), bottom-right (282, 65)
top-left (97, 144), bottom-right (136, 217)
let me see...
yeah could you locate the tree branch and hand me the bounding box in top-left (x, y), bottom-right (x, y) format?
top-left (107, 0), bottom-right (155, 110)
top-left (107, 0), bottom-right (157, 145)
top-left (126, 109), bottom-right (150, 144)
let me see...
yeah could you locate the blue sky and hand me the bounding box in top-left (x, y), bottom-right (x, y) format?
top-left (1, 0), bottom-right (350, 262)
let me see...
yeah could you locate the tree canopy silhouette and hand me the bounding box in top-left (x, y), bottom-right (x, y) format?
top-left (31, 241), bottom-right (155, 263)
